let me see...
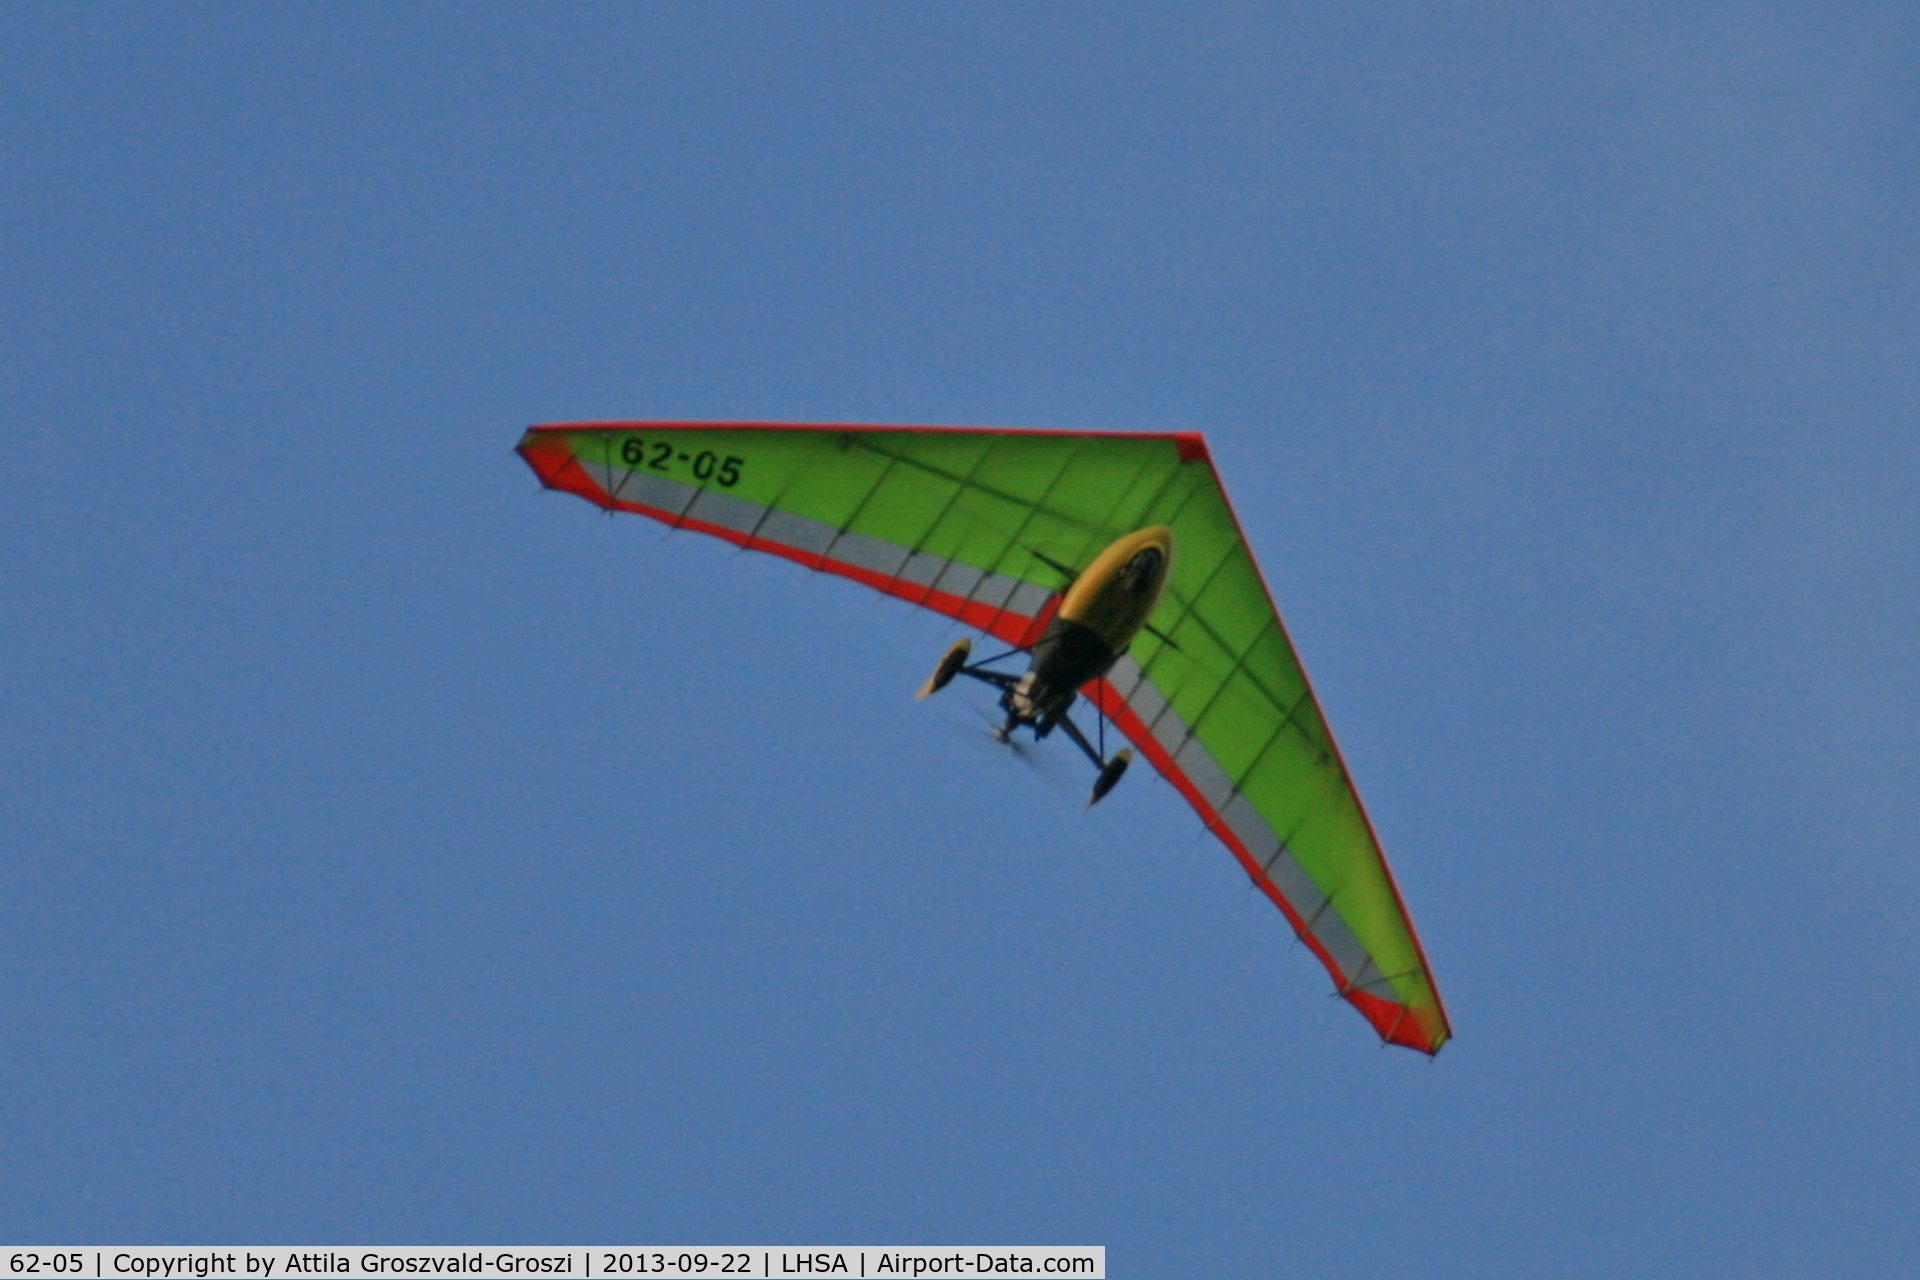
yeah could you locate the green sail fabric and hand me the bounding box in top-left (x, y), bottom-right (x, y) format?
top-left (518, 422), bottom-right (1450, 1053)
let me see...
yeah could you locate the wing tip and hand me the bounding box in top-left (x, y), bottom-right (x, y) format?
top-left (1174, 433), bottom-right (1210, 463)
top-left (516, 430), bottom-right (610, 507)
top-left (1347, 986), bottom-right (1451, 1055)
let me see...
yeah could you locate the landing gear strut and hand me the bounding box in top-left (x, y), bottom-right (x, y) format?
top-left (917, 640), bottom-right (1134, 807)
top-left (1053, 709), bottom-right (1133, 808)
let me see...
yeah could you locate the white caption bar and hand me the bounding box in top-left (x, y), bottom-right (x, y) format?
top-left (1, 1250), bottom-right (1104, 1280)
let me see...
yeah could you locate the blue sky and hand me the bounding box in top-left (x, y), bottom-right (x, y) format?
top-left (3, 3), bottom-right (1916, 1274)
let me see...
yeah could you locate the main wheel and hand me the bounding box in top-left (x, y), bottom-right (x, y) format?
top-left (1088, 747), bottom-right (1134, 807)
top-left (915, 638), bottom-right (972, 699)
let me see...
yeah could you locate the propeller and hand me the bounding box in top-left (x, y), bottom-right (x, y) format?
top-left (957, 701), bottom-right (1073, 792)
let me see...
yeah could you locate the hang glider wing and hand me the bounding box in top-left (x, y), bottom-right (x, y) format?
top-left (517, 421), bottom-right (1450, 1053)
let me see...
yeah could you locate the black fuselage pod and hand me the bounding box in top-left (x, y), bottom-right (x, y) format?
top-left (1006, 617), bottom-right (1116, 728)
top-left (1003, 526), bottom-right (1173, 732)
